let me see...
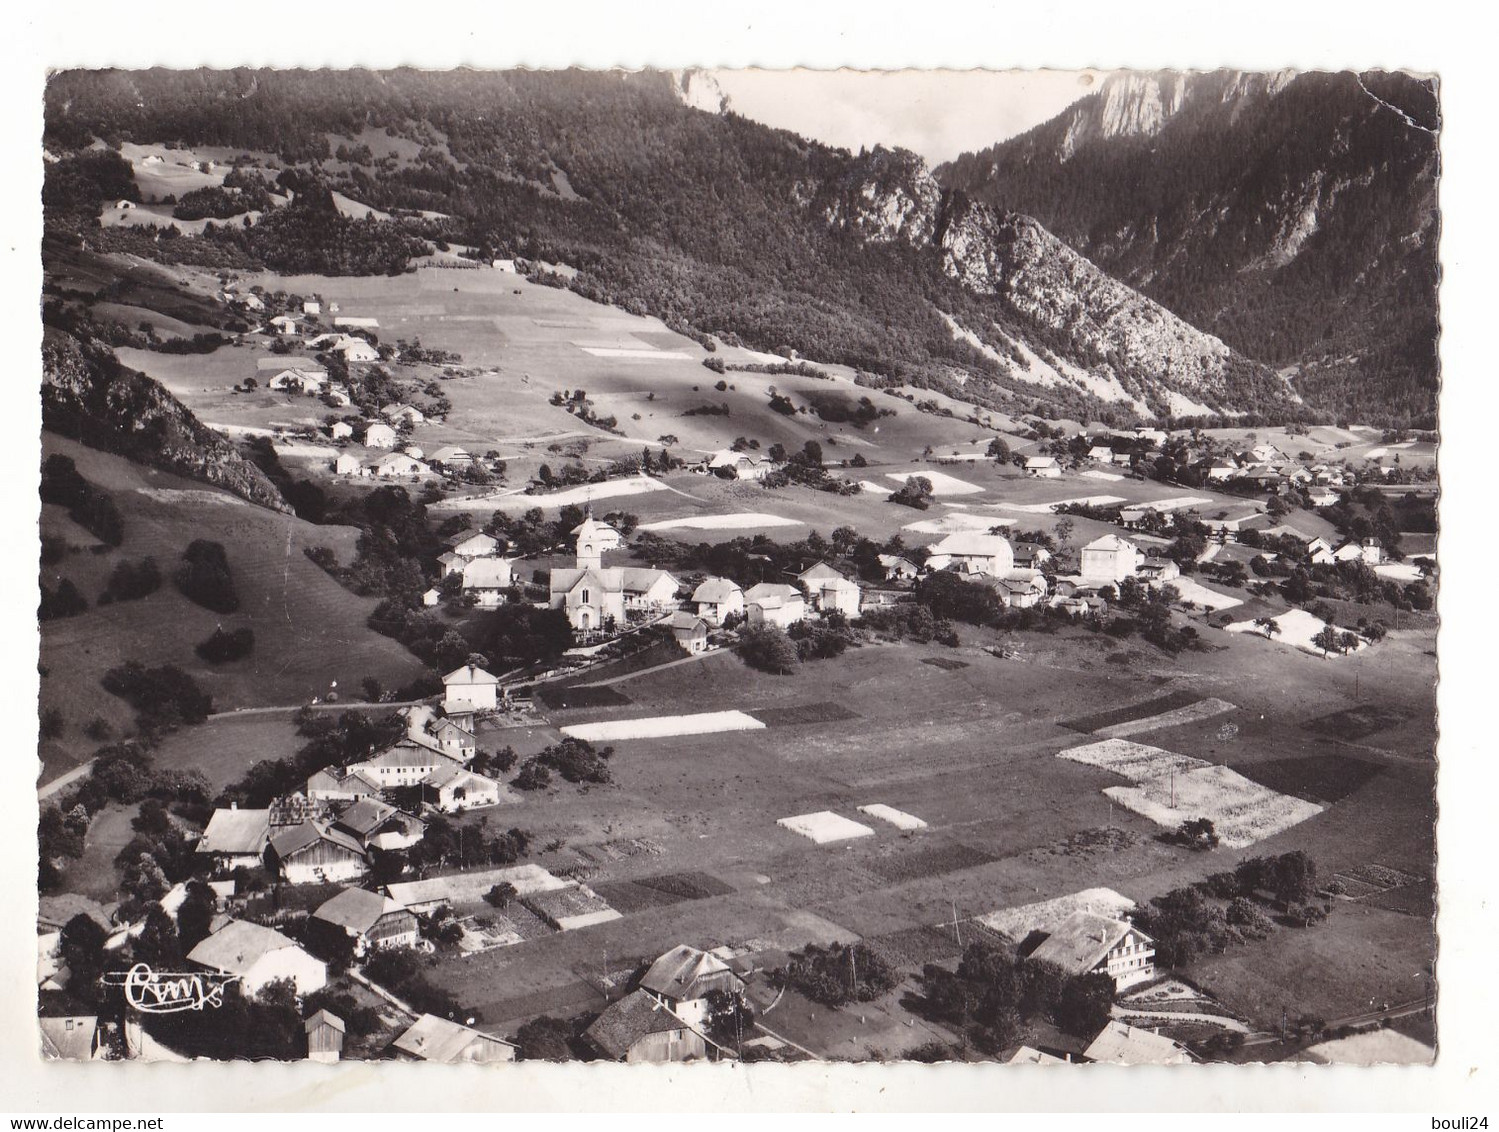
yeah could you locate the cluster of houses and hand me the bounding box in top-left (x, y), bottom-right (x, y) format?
top-left (196, 665), bottom-right (504, 891)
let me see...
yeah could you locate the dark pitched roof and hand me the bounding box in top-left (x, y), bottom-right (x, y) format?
top-left (583, 989), bottom-right (686, 1060)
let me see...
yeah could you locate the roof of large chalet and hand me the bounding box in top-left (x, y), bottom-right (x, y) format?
top-left (1083, 1020), bottom-right (1191, 1066)
top-left (355, 741), bottom-right (452, 770)
top-left (931, 532), bottom-right (1013, 557)
top-left (256, 357), bottom-right (324, 373)
top-left (584, 988), bottom-right (687, 1060)
top-left (692, 577), bottom-right (742, 603)
top-left (743, 582), bottom-right (802, 605)
top-left (797, 561), bottom-right (851, 585)
top-left (187, 919), bottom-right (305, 977)
top-left (392, 1014), bottom-right (516, 1062)
top-left (424, 763), bottom-right (497, 791)
top-left (444, 663), bottom-right (499, 687)
top-left (670, 610), bottom-right (710, 632)
top-left (196, 808), bottom-right (271, 856)
top-left (430, 446), bottom-right (472, 463)
top-left (706, 449), bottom-right (759, 468)
top-left (639, 944), bottom-right (741, 1002)
top-left (312, 887), bottom-right (409, 935)
top-left (1028, 911), bottom-right (1145, 976)
top-left (306, 766), bottom-right (382, 796)
top-left (1025, 455), bottom-right (1059, 467)
top-left (269, 821), bottom-right (366, 860)
top-left (446, 528), bottom-right (496, 550)
top-left (1081, 534), bottom-right (1140, 554)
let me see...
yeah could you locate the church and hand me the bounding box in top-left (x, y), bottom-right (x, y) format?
top-left (548, 515), bottom-right (681, 632)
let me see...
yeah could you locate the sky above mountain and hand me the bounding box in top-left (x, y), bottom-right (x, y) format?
top-left (705, 68), bottom-right (1102, 163)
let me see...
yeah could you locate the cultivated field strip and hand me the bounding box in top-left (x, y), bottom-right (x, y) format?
top-left (559, 709), bottom-right (766, 742)
top-left (1095, 698), bottom-right (1238, 739)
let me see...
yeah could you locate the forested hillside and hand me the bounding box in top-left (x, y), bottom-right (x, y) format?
top-left (939, 70), bottom-right (1440, 425)
top-left (43, 68), bottom-right (1295, 424)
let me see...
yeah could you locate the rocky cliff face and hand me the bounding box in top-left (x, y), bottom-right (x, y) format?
top-left (813, 149), bottom-right (1285, 417)
top-left (42, 329), bottom-right (290, 512)
top-left (938, 69), bottom-right (1440, 423)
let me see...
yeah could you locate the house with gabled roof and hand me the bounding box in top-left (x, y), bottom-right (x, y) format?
top-left (429, 445), bottom-right (474, 469)
top-left (926, 532), bottom-right (1015, 577)
top-left (380, 404), bottom-right (425, 425)
top-left (1083, 1020), bottom-right (1191, 1066)
top-left (311, 887), bottom-right (419, 955)
top-left (391, 1014), bottom-right (516, 1064)
top-left (743, 582), bottom-right (806, 628)
top-left (195, 807), bottom-right (271, 871)
top-left (187, 919), bottom-right (327, 995)
top-left (363, 422), bottom-right (398, 449)
top-left (639, 944), bottom-right (746, 1029)
top-left (670, 611), bottom-right (711, 654)
top-left (305, 1009), bottom-right (345, 1063)
top-left (305, 766), bottom-right (383, 804)
top-left (798, 562), bottom-right (861, 618)
top-left (1080, 535), bottom-right (1144, 584)
top-left (1027, 911), bottom-right (1156, 991)
top-left (332, 797), bottom-right (425, 852)
top-left (347, 740), bottom-right (459, 790)
top-left (878, 553), bottom-right (920, 581)
top-left (266, 822), bottom-right (369, 886)
top-left (701, 450), bottom-right (773, 481)
top-left (461, 557), bottom-right (514, 607)
top-left (257, 357), bottom-right (328, 394)
top-left (443, 664), bottom-right (500, 713)
top-left (422, 764), bottom-right (503, 813)
top-left (692, 577), bottom-right (744, 625)
top-left (584, 988), bottom-right (702, 1064)
top-left (1024, 455), bottom-right (1062, 478)
top-left (370, 451), bottom-right (423, 478)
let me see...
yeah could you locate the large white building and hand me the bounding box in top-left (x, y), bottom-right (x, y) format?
top-left (1079, 535), bottom-right (1144, 584)
top-left (925, 532), bottom-right (1015, 577)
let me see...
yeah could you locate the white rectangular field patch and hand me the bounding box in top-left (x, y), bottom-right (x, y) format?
top-left (578, 346), bottom-right (693, 360)
top-left (1095, 698), bottom-right (1238, 739)
top-left (1058, 738), bottom-right (1211, 780)
top-left (778, 811), bottom-right (876, 844)
top-left (1104, 765), bottom-right (1324, 850)
top-left (639, 513), bottom-right (803, 531)
top-left (560, 710), bottom-right (766, 743)
top-left (886, 471), bottom-right (985, 496)
top-left (857, 804), bottom-right (928, 831)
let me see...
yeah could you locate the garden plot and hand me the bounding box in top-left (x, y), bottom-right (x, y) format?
top-left (638, 513), bottom-right (803, 531)
top-left (1058, 738), bottom-right (1211, 780)
top-left (522, 884), bottom-right (622, 931)
top-left (777, 811), bottom-right (876, 845)
top-left (1095, 698), bottom-right (1238, 739)
top-left (857, 804), bottom-right (928, 831)
top-left (1375, 562), bottom-right (1424, 582)
top-left (1062, 690), bottom-right (1201, 733)
top-left (1104, 764), bottom-right (1324, 849)
top-left (1081, 469), bottom-right (1124, 481)
top-left (1226, 607), bottom-right (1366, 655)
top-left (976, 887), bottom-right (1137, 941)
top-left (885, 470), bottom-right (985, 496)
top-left (560, 710), bottom-right (765, 742)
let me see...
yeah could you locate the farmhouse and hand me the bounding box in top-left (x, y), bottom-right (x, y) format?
top-left (1206, 461), bottom-right (1238, 481)
top-left (195, 807), bottom-right (271, 871)
top-left (1088, 445), bottom-right (1114, 462)
top-left (348, 740), bottom-right (458, 789)
top-left (332, 797), bottom-right (426, 852)
top-left (1012, 542), bottom-right (1053, 569)
top-left (1079, 535), bottom-right (1144, 584)
top-left (370, 452), bottom-right (423, 478)
top-left (701, 450), bottom-right (773, 481)
top-left (639, 944), bottom-right (745, 1028)
top-left (333, 453), bottom-right (365, 477)
top-left (1083, 1020), bottom-right (1191, 1066)
top-left (584, 988), bottom-right (702, 1064)
top-left (461, 557), bottom-right (515, 607)
top-left (429, 445), bottom-right (475, 469)
top-left (257, 357), bottom-right (328, 393)
top-left (363, 423), bottom-right (398, 449)
top-left (384, 864), bottom-right (567, 915)
top-left (268, 315), bottom-right (299, 335)
top-left (877, 553), bottom-right (920, 581)
top-left (266, 821), bottom-right (369, 886)
top-left (305, 766), bottom-right (382, 804)
top-left (309, 333), bottom-right (378, 362)
top-left (422, 764), bottom-right (503, 813)
top-left (1027, 911), bottom-right (1157, 991)
top-left (443, 663), bottom-right (500, 713)
top-left (381, 404), bottom-right (425, 425)
top-left (988, 570), bottom-right (1049, 609)
top-left (1334, 537), bottom-right (1385, 566)
top-left (743, 582), bottom-right (807, 628)
top-left (798, 562), bottom-right (862, 618)
top-left (692, 577), bottom-right (744, 625)
top-left (328, 421), bottom-right (354, 440)
top-left (311, 887), bottom-right (419, 955)
top-left (1138, 556), bottom-right (1181, 583)
top-left (1024, 455), bottom-right (1062, 478)
top-left (303, 300), bottom-right (321, 316)
top-left (925, 531), bottom-right (1015, 577)
top-left (391, 1014), bottom-right (516, 1064)
top-left (187, 919), bottom-right (327, 996)
top-left (1307, 486), bottom-right (1341, 508)
top-left (670, 610), bottom-right (711, 654)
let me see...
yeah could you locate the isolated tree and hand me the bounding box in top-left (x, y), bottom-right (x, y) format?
top-left (175, 540), bottom-right (239, 614)
top-left (1337, 630), bottom-right (1361, 655)
top-left (987, 437), bottom-right (1011, 462)
top-left (1253, 616), bottom-right (1280, 639)
top-left (1311, 624), bottom-right (1340, 657)
top-left (1054, 517), bottom-right (1075, 550)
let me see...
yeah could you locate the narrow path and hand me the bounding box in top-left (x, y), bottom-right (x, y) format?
top-left (38, 760), bottom-right (94, 800)
top-left (749, 1021), bottom-right (821, 1061)
top-left (575, 646), bottom-right (726, 689)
